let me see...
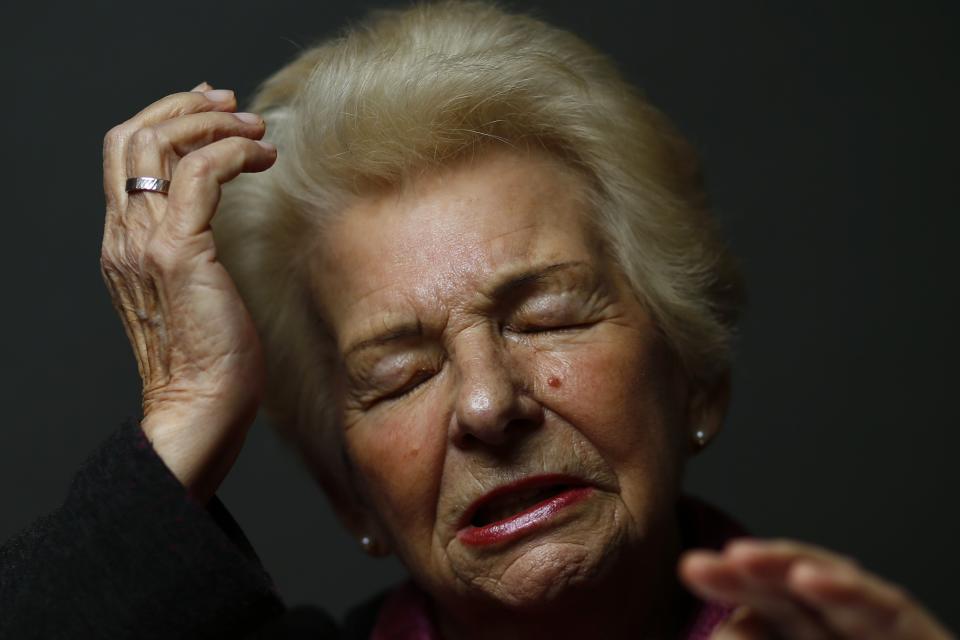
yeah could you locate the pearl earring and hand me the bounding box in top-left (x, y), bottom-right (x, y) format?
top-left (360, 535), bottom-right (375, 553)
top-left (693, 428), bottom-right (709, 448)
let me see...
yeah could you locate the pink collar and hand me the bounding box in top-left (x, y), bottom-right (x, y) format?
top-left (372, 496), bottom-right (742, 640)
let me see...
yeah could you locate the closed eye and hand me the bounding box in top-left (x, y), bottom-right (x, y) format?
top-left (376, 368), bottom-right (435, 404)
top-left (508, 320), bottom-right (598, 334)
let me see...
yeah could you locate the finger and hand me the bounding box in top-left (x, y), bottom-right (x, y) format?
top-left (102, 82), bottom-right (218, 242)
top-left (123, 111), bottom-right (267, 222)
top-left (103, 86), bottom-right (237, 208)
top-left (681, 551), bottom-right (834, 639)
top-left (151, 110), bottom-right (266, 158)
top-left (721, 539), bottom-right (870, 636)
top-left (789, 561), bottom-right (953, 639)
top-left (681, 549), bottom-right (742, 600)
top-left (728, 538), bottom-right (860, 575)
top-left (711, 607), bottom-right (777, 640)
top-left (163, 136), bottom-right (277, 238)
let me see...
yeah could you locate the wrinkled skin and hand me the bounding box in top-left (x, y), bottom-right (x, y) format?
top-left (100, 82), bottom-right (276, 502)
top-left (102, 86), bottom-right (955, 640)
top-left (311, 146), bottom-right (703, 638)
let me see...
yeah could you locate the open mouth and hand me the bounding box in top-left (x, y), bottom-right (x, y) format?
top-left (458, 475), bottom-right (594, 547)
top-left (470, 483), bottom-right (578, 527)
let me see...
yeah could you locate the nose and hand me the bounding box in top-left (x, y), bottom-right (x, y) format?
top-left (449, 332), bottom-right (544, 448)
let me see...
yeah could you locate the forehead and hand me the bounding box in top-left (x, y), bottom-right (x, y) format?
top-left (310, 147), bottom-right (601, 342)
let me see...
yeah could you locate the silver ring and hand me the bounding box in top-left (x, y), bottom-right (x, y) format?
top-left (125, 177), bottom-right (171, 194)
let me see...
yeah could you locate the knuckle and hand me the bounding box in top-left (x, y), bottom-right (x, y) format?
top-left (166, 99), bottom-right (193, 119)
top-left (213, 136), bottom-right (244, 158)
top-left (179, 151), bottom-right (215, 179)
top-left (175, 90), bottom-right (215, 111)
top-left (157, 92), bottom-right (218, 123)
top-left (103, 124), bottom-right (128, 153)
top-left (128, 126), bottom-right (162, 154)
top-left (225, 134), bottom-right (251, 151)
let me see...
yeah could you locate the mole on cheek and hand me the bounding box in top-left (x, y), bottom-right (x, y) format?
top-left (547, 376), bottom-right (562, 388)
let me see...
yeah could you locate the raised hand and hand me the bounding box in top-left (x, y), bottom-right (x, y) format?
top-left (680, 538), bottom-right (955, 639)
top-left (100, 82), bottom-right (278, 503)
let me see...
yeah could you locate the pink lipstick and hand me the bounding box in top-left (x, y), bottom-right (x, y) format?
top-left (457, 475), bottom-right (594, 547)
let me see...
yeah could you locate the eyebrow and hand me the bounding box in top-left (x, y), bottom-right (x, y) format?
top-left (344, 320), bottom-right (424, 360)
top-left (485, 260), bottom-right (588, 301)
top-left (343, 260), bottom-right (589, 359)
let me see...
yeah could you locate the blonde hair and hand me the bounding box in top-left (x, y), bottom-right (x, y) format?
top-left (212, 0), bottom-right (745, 501)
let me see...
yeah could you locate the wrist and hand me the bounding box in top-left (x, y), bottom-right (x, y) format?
top-left (140, 400), bottom-right (256, 504)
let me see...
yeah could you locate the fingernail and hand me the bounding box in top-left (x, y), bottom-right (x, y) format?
top-left (256, 140), bottom-right (277, 152)
top-left (204, 89), bottom-right (234, 102)
top-left (190, 81), bottom-right (211, 92)
top-left (233, 112), bottom-right (262, 124)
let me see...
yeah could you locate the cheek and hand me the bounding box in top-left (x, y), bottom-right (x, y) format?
top-left (539, 337), bottom-right (686, 473)
top-left (346, 402), bottom-right (448, 542)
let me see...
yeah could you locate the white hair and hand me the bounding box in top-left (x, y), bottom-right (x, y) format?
top-left (212, 0), bottom-right (744, 503)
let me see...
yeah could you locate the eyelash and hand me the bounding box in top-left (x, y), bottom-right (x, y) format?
top-left (509, 320), bottom-right (597, 334)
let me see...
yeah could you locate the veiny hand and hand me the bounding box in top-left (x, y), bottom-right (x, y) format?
top-left (679, 538), bottom-right (955, 639)
top-left (100, 82), bottom-right (278, 503)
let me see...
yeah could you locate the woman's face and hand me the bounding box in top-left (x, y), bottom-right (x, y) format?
top-left (311, 146), bottom-right (700, 613)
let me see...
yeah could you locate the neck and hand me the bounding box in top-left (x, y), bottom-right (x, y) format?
top-left (433, 519), bottom-right (692, 640)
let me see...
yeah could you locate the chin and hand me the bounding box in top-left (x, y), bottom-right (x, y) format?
top-left (459, 536), bottom-right (624, 611)
top-left (437, 490), bottom-right (637, 611)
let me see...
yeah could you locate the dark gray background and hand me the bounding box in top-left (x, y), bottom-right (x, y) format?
top-left (2, 0), bottom-right (957, 631)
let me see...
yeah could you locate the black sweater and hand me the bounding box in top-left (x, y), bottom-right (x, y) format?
top-left (0, 419), bottom-right (384, 639)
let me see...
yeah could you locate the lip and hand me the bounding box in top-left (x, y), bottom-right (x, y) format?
top-left (456, 474), bottom-right (594, 547)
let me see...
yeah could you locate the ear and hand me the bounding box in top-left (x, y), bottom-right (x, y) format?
top-left (684, 369), bottom-right (731, 455)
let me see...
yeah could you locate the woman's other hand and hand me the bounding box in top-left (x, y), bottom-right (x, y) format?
top-left (100, 82), bottom-right (278, 503)
top-left (680, 538), bottom-right (955, 639)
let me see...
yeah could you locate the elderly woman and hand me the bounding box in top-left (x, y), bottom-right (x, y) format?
top-left (1, 2), bottom-right (952, 639)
